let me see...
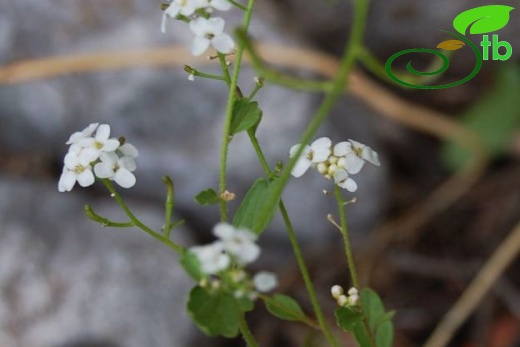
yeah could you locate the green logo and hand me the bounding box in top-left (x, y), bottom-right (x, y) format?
top-left (385, 5), bottom-right (514, 89)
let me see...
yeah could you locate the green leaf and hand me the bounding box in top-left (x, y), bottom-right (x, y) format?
top-left (237, 296), bottom-right (255, 312)
top-left (442, 63), bottom-right (520, 171)
top-left (187, 286), bottom-right (241, 338)
top-left (453, 5), bottom-right (514, 35)
top-left (359, 289), bottom-right (395, 347)
top-left (195, 189), bottom-right (220, 205)
top-left (180, 250), bottom-right (205, 281)
top-left (376, 320), bottom-right (394, 347)
top-left (353, 324), bottom-right (372, 347)
top-left (265, 294), bottom-right (305, 322)
top-left (335, 307), bottom-right (363, 332)
top-left (230, 99), bottom-right (262, 135)
top-left (232, 178), bottom-right (280, 235)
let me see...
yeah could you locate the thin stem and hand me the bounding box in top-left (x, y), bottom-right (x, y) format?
top-left (236, 30), bottom-right (333, 92)
top-left (217, 53), bottom-right (232, 86)
top-left (253, 0), bottom-right (370, 233)
top-left (184, 65), bottom-right (227, 82)
top-left (333, 187), bottom-right (376, 347)
top-left (278, 202), bottom-right (340, 347)
top-left (218, 0), bottom-right (256, 222)
top-left (162, 175), bottom-right (174, 238)
top-left (84, 205), bottom-right (134, 228)
top-left (247, 131), bottom-right (339, 347)
top-left (101, 179), bottom-right (183, 253)
top-left (239, 314), bottom-right (259, 347)
top-left (229, 0), bottom-right (247, 11)
top-left (247, 78), bottom-right (264, 100)
top-left (333, 185), bottom-right (359, 288)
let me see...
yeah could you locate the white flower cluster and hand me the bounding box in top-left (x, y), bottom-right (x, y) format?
top-left (189, 223), bottom-right (277, 294)
top-left (289, 137), bottom-right (380, 192)
top-left (331, 285), bottom-right (360, 307)
top-left (161, 0), bottom-right (235, 56)
top-left (58, 123), bottom-right (139, 192)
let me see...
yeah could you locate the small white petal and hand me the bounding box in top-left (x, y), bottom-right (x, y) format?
top-left (77, 170), bottom-right (95, 187)
top-left (119, 143), bottom-right (139, 158)
top-left (114, 169), bottom-right (136, 188)
top-left (333, 141), bottom-right (352, 157)
top-left (344, 152), bottom-right (365, 174)
top-left (119, 157), bottom-right (136, 172)
top-left (189, 17), bottom-right (210, 37)
top-left (192, 37), bottom-right (211, 56)
top-left (361, 146), bottom-right (380, 166)
top-left (212, 34), bottom-right (234, 54)
top-left (94, 162), bottom-right (115, 179)
top-left (311, 147), bottom-right (331, 163)
top-left (96, 124), bottom-right (111, 141)
top-left (333, 169), bottom-right (349, 184)
top-left (58, 170), bottom-right (76, 192)
top-left (213, 223), bottom-right (236, 240)
top-left (339, 177), bottom-right (358, 192)
top-left (234, 242), bottom-right (260, 265)
top-left (78, 147), bottom-right (99, 165)
top-left (289, 144), bottom-right (310, 158)
top-left (165, 3), bottom-right (181, 18)
top-left (311, 137), bottom-right (331, 150)
top-left (100, 152), bottom-right (118, 166)
top-left (253, 272), bottom-right (278, 293)
top-left (161, 12), bottom-right (168, 33)
top-left (102, 139), bottom-right (120, 152)
top-left (207, 17), bottom-right (225, 35)
top-left (64, 152), bottom-right (79, 169)
top-left (291, 158), bottom-right (311, 178)
top-left (347, 287), bottom-right (358, 296)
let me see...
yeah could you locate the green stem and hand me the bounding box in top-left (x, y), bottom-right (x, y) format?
top-left (218, 0), bottom-right (256, 222)
top-left (236, 29), bottom-right (333, 92)
top-left (84, 205), bottom-right (134, 228)
top-left (247, 131), bottom-right (339, 347)
top-left (229, 0), bottom-right (247, 11)
top-left (239, 314), bottom-right (259, 347)
top-left (333, 185), bottom-right (359, 288)
top-left (253, 0), bottom-right (370, 233)
top-left (279, 202), bottom-right (340, 347)
top-left (218, 54), bottom-right (232, 86)
top-left (162, 175), bottom-right (174, 238)
top-left (184, 65), bottom-right (227, 82)
top-left (101, 179), bottom-right (183, 253)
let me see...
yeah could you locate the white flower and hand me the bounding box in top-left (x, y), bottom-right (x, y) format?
top-left (199, 0), bottom-right (232, 11)
top-left (331, 285), bottom-right (344, 299)
top-left (94, 152), bottom-right (137, 188)
top-left (334, 140), bottom-right (380, 174)
top-left (253, 271), bottom-right (278, 293)
top-left (77, 124), bottom-right (120, 157)
top-left (213, 223), bottom-right (260, 265)
top-left (333, 169), bottom-right (358, 192)
top-left (190, 242), bottom-right (231, 274)
top-left (161, 0), bottom-right (202, 33)
top-left (289, 137), bottom-right (332, 178)
top-left (65, 123), bottom-right (99, 145)
top-left (58, 151), bottom-right (96, 192)
top-left (189, 17), bottom-right (235, 56)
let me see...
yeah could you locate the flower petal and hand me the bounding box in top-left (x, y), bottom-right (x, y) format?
top-left (212, 34), bottom-right (235, 54)
top-left (339, 177), bottom-right (358, 192)
top-left (311, 147), bottom-right (331, 163)
top-left (253, 271), bottom-right (278, 293)
top-left (189, 17), bottom-right (209, 37)
top-left (94, 162), bottom-right (115, 179)
top-left (291, 158), bottom-right (311, 178)
top-left (192, 36), bottom-right (211, 56)
top-left (119, 157), bottom-right (136, 172)
top-left (77, 170), bottom-right (95, 187)
top-left (96, 124), bottom-right (111, 141)
top-left (289, 144), bottom-right (310, 158)
top-left (119, 143), bottom-right (139, 158)
top-left (361, 146), bottom-right (380, 166)
top-left (333, 141), bottom-right (353, 157)
top-left (213, 223), bottom-right (236, 240)
top-left (114, 169), bottom-right (136, 188)
top-left (207, 17), bottom-right (225, 35)
top-left (311, 137), bottom-right (331, 150)
top-left (58, 170), bottom-right (76, 192)
top-left (333, 169), bottom-right (348, 184)
top-left (101, 139), bottom-right (120, 152)
top-left (211, 0), bottom-right (232, 11)
top-left (344, 152), bottom-right (365, 174)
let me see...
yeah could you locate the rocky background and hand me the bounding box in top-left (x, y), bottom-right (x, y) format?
top-left (1, 0), bottom-right (519, 347)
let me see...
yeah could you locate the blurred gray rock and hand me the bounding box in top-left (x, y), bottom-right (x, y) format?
top-left (0, 0), bottom-right (388, 243)
top-left (0, 176), bottom-right (195, 347)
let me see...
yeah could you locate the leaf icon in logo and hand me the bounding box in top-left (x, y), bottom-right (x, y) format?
top-left (437, 40), bottom-right (465, 51)
top-left (453, 5), bottom-right (514, 35)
